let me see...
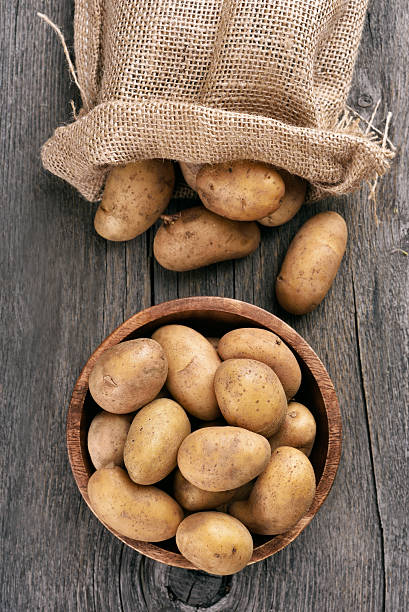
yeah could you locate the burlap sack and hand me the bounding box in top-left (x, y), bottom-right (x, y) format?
top-left (42, 0), bottom-right (392, 202)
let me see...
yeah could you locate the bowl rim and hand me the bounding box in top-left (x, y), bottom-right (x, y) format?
top-left (67, 296), bottom-right (342, 569)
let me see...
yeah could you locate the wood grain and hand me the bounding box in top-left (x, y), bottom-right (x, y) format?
top-left (1, 0), bottom-right (408, 611)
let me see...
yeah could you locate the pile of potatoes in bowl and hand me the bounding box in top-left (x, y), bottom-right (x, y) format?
top-left (94, 159), bottom-right (348, 315)
top-left (86, 324), bottom-right (317, 575)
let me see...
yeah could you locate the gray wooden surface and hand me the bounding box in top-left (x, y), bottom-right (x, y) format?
top-left (1, 1), bottom-right (408, 610)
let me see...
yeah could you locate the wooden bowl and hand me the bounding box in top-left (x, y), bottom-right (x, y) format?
top-left (67, 297), bottom-right (341, 568)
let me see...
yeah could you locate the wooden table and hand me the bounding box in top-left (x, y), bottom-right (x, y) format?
top-left (1, 2), bottom-right (408, 610)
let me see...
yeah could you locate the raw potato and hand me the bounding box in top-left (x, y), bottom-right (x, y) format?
top-left (214, 359), bottom-right (287, 437)
top-left (124, 399), bottom-right (191, 484)
top-left (258, 171), bottom-right (306, 227)
top-left (88, 339), bottom-right (168, 414)
top-left (87, 411), bottom-right (132, 470)
top-left (152, 325), bottom-right (221, 420)
top-left (268, 401), bottom-right (316, 456)
top-left (173, 470), bottom-right (245, 511)
top-left (178, 426), bottom-right (271, 491)
top-left (229, 446), bottom-right (316, 535)
top-left (153, 207), bottom-right (260, 271)
top-left (196, 161), bottom-right (285, 221)
top-left (218, 328), bottom-right (301, 399)
top-left (94, 160), bottom-right (175, 241)
top-left (176, 512), bottom-right (253, 575)
top-left (89, 338), bottom-right (168, 414)
top-left (179, 162), bottom-right (203, 191)
top-left (276, 211), bottom-right (348, 315)
top-left (87, 466), bottom-right (183, 541)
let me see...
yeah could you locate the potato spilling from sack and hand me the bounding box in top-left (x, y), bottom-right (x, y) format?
top-left (276, 211), bottom-right (348, 314)
top-left (258, 170), bottom-right (306, 227)
top-left (86, 324), bottom-right (318, 575)
top-left (196, 161), bottom-right (285, 221)
top-left (93, 159), bottom-right (347, 314)
top-left (153, 207), bottom-right (260, 271)
top-left (179, 161), bottom-right (203, 191)
top-left (94, 160), bottom-right (174, 241)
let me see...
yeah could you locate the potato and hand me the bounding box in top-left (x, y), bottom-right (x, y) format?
top-left (179, 162), bottom-right (203, 191)
top-left (94, 160), bottom-right (175, 241)
top-left (87, 466), bottom-right (183, 541)
top-left (217, 328), bottom-right (301, 399)
top-left (151, 325), bottom-right (221, 420)
top-left (268, 401), bottom-right (316, 456)
top-left (153, 207), bottom-right (260, 271)
top-left (173, 469), bottom-right (244, 511)
top-left (178, 426), bottom-right (271, 491)
top-left (214, 359), bottom-right (287, 437)
top-left (87, 411), bottom-right (132, 470)
top-left (88, 339), bottom-right (168, 414)
top-left (229, 446), bottom-right (316, 535)
top-left (276, 211), bottom-right (348, 314)
top-left (124, 398), bottom-right (191, 484)
top-left (196, 161), bottom-right (285, 221)
top-left (176, 512), bottom-right (253, 575)
top-left (258, 171), bottom-right (306, 227)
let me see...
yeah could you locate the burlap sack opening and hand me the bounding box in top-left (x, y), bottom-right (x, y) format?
top-left (42, 0), bottom-right (393, 203)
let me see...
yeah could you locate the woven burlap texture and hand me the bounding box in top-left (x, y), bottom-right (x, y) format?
top-left (42, 0), bottom-right (392, 202)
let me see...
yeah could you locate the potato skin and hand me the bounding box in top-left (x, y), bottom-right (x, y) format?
top-left (173, 470), bottom-right (242, 511)
top-left (268, 401), bottom-right (316, 456)
top-left (176, 512), bottom-right (253, 575)
top-left (196, 161), bottom-right (285, 221)
top-left (88, 339), bottom-right (168, 414)
top-left (179, 162), bottom-right (203, 191)
top-left (218, 328), bottom-right (301, 400)
top-left (152, 325), bottom-right (221, 420)
top-left (214, 359), bottom-right (287, 437)
top-left (87, 466), bottom-right (183, 542)
top-left (178, 426), bottom-right (271, 491)
top-left (94, 160), bottom-right (174, 241)
top-left (276, 211), bottom-right (348, 314)
top-left (258, 171), bottom-right (306, 227)
top-left (124, 399), bottom-right (191, 484)
top-left (229, 446), bottom-right (316, 535)
top-left (87, 411), bottom-right (132, 470)
top-left (153, 207), bottom-right (260, 271)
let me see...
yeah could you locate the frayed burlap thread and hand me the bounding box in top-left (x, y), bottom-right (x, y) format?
top-left (41, 0), bottom-right (393, 202)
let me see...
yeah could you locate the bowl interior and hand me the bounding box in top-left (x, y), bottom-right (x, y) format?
top-left (68, 300), bottom-right (340, 568)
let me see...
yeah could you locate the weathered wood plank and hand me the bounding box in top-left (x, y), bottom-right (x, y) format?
top-left (348, 4), bottom-right (409, 609)
top-left (1, 0), bottom-right (408, 611)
